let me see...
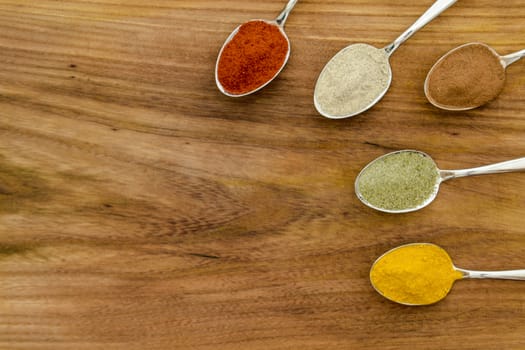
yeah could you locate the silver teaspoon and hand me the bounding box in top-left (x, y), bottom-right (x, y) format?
top-left (215, 0), bottom-right (298, 97)
top-left (355, 150), bottom-right (525, 213)
top-left (371, 243), bottom-right (525, 306)
top-left (425, 42), bottom-right (525, 111)
top-left (314, 0), bottom-right (458, 119)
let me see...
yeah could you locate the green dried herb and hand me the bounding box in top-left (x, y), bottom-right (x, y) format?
top-left (357, 151), bottom-right (439, 211)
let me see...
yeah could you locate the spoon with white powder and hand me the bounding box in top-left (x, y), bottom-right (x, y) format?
top-left (314, 0), bottom-right (458, 119)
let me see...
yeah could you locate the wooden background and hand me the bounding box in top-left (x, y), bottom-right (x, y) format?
top-left (1, 0), bottom-right (524, 349)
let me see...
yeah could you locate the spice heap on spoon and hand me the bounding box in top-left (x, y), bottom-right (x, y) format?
top-left (215, 0), bottom-right (299, 97)
top-left (425, 43), bottom-right (525, 110)
top-left (355, 150), bottom-right (525, 213)
top-left (370, 243), bottom-right (525, 306)
top-left (314, 0), bottom-right (458, 119)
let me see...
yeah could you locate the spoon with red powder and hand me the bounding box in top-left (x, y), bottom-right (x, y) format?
top-left (215, 0), bottom-right (298, 97)
top-left (425, 43), bottom-right (525, 110)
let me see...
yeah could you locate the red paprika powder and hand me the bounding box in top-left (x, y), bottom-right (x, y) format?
top-left (217, 20), bottom-right (289, 95)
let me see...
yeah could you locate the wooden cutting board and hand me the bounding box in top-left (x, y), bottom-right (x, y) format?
top-left (1, 1), bottom-right (525, 349)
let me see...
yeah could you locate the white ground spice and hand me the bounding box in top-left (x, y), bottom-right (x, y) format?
top-left (314, 43), bottom-right (391, 117)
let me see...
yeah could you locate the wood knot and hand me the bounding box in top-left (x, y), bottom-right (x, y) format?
top-left (0, 183), bottom-right (13, 195)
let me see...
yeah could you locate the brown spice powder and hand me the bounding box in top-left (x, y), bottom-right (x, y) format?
top-left (425, 43), bottom-right (506, 109)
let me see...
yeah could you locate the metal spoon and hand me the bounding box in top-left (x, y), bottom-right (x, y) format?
top-left (371, 243), bottom-right (525, 306)
top-left (215, 0), bottom-right (298, 97)
top-left (314, 0), bottom-right (458, 119)
top-left (425, 42), bottom-right (525, 110)
top-left (355, 149), bottom-right (525, 213)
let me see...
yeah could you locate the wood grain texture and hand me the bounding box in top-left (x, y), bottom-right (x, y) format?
top-left (1, 0), bottom-right (525, 349)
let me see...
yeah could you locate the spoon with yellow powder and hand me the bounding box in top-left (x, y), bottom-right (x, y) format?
top-left (424, 43), bottom-right (525, 110)
top-left (370, 243), bottom-right (525, 306)
top-left (314, 0), bottom-right (458, 119)
top-left (355, 150), bottom-right (525, 213)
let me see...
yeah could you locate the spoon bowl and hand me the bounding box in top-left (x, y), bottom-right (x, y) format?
top-left (370, 243), bottom-right (461, 306)
top-left (355, 150), bottom-right (441, 213)
top-left (371, 243), bottom-right (525, 306)
top-left (215, 0), bottom-right (298, 97)
top-left (424, 42), bottom-right (525, 111)
top-left (355, 150), bottom-right (525, 213)
top-left (314, 44), bottom-right (392, 119)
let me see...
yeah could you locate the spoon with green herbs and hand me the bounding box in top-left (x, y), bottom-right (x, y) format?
top-left (355, 150), bottom-right (525, 213)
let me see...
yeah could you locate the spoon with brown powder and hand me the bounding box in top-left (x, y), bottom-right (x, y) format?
top-left (425, 42), bottom-right (525, 110)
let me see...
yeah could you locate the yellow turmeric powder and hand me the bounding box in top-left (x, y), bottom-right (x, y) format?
top-left (370, 243), bottom-right (464, 305)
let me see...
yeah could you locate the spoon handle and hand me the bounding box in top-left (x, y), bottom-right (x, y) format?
top-left (385, 0), bottom-right (458, 55)
top-left (276, 0), bottom-right (299, 27)
top-left (501, 48), bottom-right (525, 67)
top-left (458, 268), bottom-right (525, 280)
top-left (440, 157), bottom-right (525, 181)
